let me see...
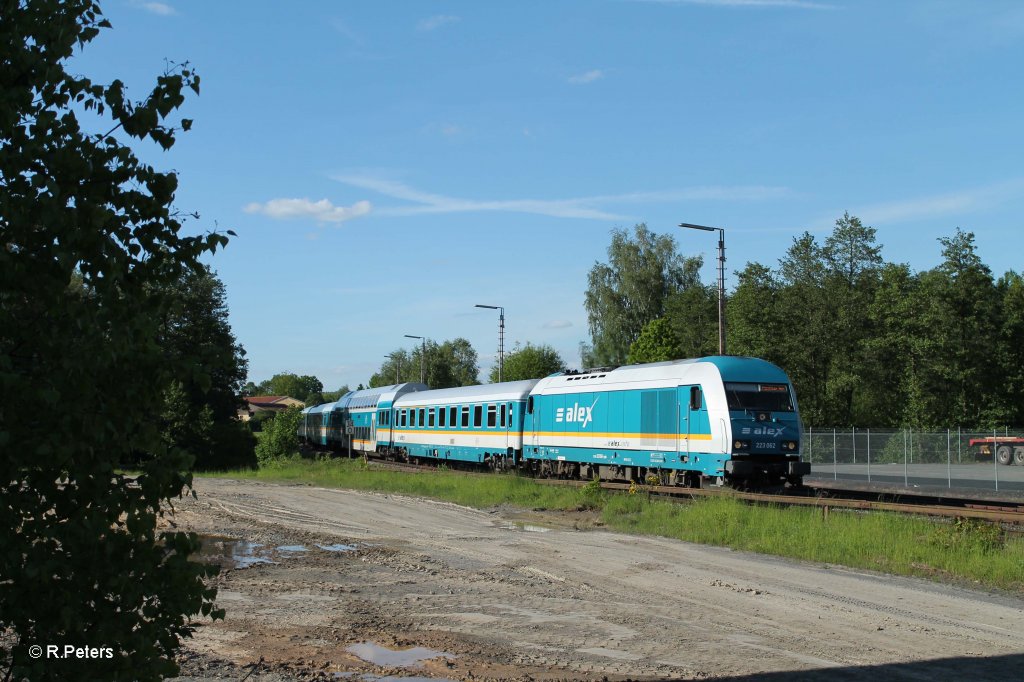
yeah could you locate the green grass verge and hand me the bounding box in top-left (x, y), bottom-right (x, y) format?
top-left (201, 457), bottom-right (1024, 593)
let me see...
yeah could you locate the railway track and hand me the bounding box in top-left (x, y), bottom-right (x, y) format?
top-left (357, 456), bottom-right (1024, 525)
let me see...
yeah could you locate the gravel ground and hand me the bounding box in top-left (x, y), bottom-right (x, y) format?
top-left (167, 477), bottom-right (1024, 681)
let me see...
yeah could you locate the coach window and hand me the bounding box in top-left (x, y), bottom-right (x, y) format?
top-left (428, 408), bottom-right (435, 428)
top-left (500, 403), bottom-right (506, 427)
top-left (460, 405), bottom-right (469, 428)
top-left (473, 405), bottom-right (482, 428)
top-left (416, 408), bottom-right (423, 427)
top-left (487, 404), bottom-right (497, 428)
top-left (438, 405), bottom-right (447, 428)
top-left (450, 406), bottom-right (458, 427)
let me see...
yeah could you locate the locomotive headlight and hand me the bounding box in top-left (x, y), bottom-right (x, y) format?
top-left (784, 440), bottom-right (798, 451)
top-left (733, 440), bottom-right (750, 450)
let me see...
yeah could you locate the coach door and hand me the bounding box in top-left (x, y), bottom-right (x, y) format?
top-left (681, 385), bottom-right (704, 455)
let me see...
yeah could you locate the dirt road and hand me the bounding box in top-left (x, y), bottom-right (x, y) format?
top-left (169, 477), bottom-right (1024, 681)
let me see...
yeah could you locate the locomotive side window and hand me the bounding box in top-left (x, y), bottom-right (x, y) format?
top-left (690, 386), bottom-right (702, 411)
top-left (527, 396), bottom-right (534, 414)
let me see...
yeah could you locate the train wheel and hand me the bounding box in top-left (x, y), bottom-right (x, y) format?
top-left (996, 445), bottom-right (1012, 465)
top-left (1014, 447), bottom-right (1024, 466)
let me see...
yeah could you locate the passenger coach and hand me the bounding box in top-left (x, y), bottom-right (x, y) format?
top-left (387, 380), bottom-right (539, 469)
top-left (332, 382), bottom-right (427, 454)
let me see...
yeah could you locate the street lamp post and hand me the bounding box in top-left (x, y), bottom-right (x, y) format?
top-left (679, 222), bottom-right (726, 356)
top-left (475, 304), bottom-right (504, 383)
top-left (404, 335), bottom-right (425, 384)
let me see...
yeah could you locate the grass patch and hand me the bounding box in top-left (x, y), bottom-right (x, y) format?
top-left (206, 456), bottom-right (583, 511)
top-left (201, 458), bottom-right (1024, 593)
top-left (602, 492), bottom-right (1024, 592)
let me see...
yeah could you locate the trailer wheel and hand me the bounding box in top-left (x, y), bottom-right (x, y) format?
top-left (996, 445), bottom-right (1012, 465)
top-left (1014, 447), bottom-right (1024, 466)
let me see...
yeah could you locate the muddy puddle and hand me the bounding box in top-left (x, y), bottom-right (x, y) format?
top-left (196, 535), bottom-right (356, 569)
top-left (335, 641), bottom-right (457, 681)
top-left (497, 521), bottom-right (552, 533)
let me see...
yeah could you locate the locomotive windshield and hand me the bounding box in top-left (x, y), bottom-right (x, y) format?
top-left (724, 382), bottom-right (794, 413)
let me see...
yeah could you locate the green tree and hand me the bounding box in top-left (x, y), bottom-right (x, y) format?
top-left (861, 263), bottom-right (921, 426)
top-left (370, 338), bottom-right (479, 388)
top-left (370, 350), bottom-right (413, 387)
top-left (489, 342), bottom-right (564, 382)
top-left (726, 262), bottom-right (783, 363)
top-left (925, 229), bottom-right (1002, 426)
top-left (256, 372), bottom-right (323, 401)
top-left (998, 271), bottom-right (1024, 426)
top-left (664, 283), bottom-right (718, 358)
top-left (0, 2), bottom-right (224, 679)
top-left (584, 224), bottom-right (703, 366)
top-left (627, 318), bottom-right (681, 364)
top-left (322, 386), bottom-right (350, 403)
top-left (158, 266), bottom-right (254, 469)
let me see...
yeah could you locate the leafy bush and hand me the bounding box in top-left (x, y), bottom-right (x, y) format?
top-left (255, 407), bottom-right (303, 467)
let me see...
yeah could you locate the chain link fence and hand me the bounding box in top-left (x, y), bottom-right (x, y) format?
top-left (802, 427), bottom-right (1024, 494)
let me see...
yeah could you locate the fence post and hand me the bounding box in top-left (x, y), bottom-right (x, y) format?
top-left (809, 426), bottom-right (813, 464)
top-left (852, 426), bottom-right (856, 465)
top-left (946, 428), bottom-right (951, 489)
top-left (903, 428), bottom-right (908, 487)
top-left (994, 427), bottom-right (999, 492)
top-left (957, 426), bottom-right (961, 464)
top-left (866, 428), bottom-right (871, 483)
top-left (833, 427), bottom-right (837, 481)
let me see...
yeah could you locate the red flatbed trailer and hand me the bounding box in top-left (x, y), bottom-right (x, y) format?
top-left (969, 436), bottom-right (1024, 465)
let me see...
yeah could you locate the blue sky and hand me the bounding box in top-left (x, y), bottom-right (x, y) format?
top-left (79, 1), bottom-right (1024, 391)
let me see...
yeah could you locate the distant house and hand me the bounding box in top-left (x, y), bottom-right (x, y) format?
top-left (239, 395), bottom-right (305, 421)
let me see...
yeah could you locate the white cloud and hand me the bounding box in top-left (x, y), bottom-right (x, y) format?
top-left (849, 179), bottom-right (1024, 226)
top-left (135, 1), bottom-right (176, 15)
top-left (543, 320), bottom-right (574, 329)
top-left (568, 69), bottom-right (604, 84)
top-left (331, 174), bottom-right (790, 222)
top-left (418, 15), bottom-right (460, 31)
top-left (244, 198), bottom-right (372, 224)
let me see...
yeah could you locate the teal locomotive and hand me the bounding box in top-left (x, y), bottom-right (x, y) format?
top-left (299, 356), bottom-right (808, 488)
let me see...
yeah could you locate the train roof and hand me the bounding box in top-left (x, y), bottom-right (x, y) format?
top-left (305, 401), bottom-right (336, 415)
top-left (394, 379), bottom-right (541, 407)
top-left (536, 356), bottom-right (789, 392)
top-left (337, 382), bottom-right (429, 410)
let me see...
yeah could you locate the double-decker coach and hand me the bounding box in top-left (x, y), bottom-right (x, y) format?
top-left (329, 382), bottom-right (427, 454)
top-left (388, 380), bottom-right (540, 469)
top-left (300, 401), bottom-right (337, 448)
top-left (523, 356), bottom-right (807, 487)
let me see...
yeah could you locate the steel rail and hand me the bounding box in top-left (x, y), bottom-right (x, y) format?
top-left (359, 457), bottom-right (1024, 525)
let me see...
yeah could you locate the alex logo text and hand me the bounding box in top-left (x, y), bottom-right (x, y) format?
top-left (740, 426), bottom-right (784, 436)
top-left (555, 400), bottom-right (598, 429)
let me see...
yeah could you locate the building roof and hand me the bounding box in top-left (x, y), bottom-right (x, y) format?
top-left (246, 396), bottom-right (303, 408)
